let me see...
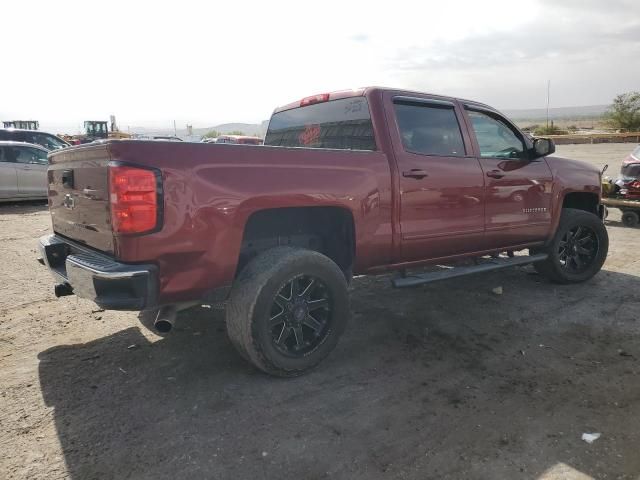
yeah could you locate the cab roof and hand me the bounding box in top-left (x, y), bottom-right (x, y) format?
top-left (272, 86), bottom-right (496, 114)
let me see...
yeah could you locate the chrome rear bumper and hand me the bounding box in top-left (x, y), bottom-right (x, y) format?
top-left (38, 234), bottom-right (158, 310)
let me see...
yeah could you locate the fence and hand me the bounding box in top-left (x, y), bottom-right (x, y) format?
top-left (548, 132), bottom-right (640, 145)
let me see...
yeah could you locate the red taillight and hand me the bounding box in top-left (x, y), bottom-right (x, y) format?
top-left (300, 93), bottom-right (330, 107)
top-left (109, 165), bottom-right (159, 234)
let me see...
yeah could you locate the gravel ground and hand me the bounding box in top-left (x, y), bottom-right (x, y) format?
top-left (1, 143), bottom-right (639, 480)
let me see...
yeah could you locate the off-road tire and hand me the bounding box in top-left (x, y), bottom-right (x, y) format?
top-left (621, 210), bottom-right (639, 228)
top-left (533, 208), bottom-right (608, 284)
top-left (226, 247), bottom-right (350, 377)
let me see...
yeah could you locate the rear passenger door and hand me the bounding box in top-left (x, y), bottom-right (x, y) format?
top-left (0, 147), bottom-right (19, 198)
top-left (385, 93), bottom-right (485, 262)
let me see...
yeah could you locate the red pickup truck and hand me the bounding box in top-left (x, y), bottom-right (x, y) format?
top-left (38, 87), bottom-right (608, 376)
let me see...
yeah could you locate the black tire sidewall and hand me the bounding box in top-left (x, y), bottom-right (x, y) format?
top-left (622, 211), bottom-right (639, 227)
top-left (251, 255), bottom-right (348, 373)
top-left (546, 209), bottom-right (608, 283)
top-left (227, 247), bottom-right (349, 376)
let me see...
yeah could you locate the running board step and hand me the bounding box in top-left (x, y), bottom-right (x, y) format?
top-left (392, 253), bottom-right (548, 288)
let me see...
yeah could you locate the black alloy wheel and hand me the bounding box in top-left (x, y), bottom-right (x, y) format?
top-left (270, 275), bottom-right (332, 357)
top-left (557, 225), bottom-right (599, 274)
top-left (226, 247), bottom-right (350, 376)
top-left (533, 208), bottom-right (608, 284)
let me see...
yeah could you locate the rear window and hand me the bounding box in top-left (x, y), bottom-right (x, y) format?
top-left (633, 145), bottom-right (640, 159)
top-left (264, 97), bottom-right (376, 150)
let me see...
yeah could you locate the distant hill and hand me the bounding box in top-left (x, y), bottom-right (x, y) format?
top-left (191, 123), bottom-right (265, 137)
top-left (503, 105), bottom-right (608, 121)
top-left (130, 122), bottom-right (267, 139)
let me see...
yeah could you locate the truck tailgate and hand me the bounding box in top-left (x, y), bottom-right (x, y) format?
top-left (48, 144), bottom-right (114, 254)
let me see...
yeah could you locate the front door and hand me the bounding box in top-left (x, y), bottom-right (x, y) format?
top-left (14, 146), bottom-right (49, 196)
top-left (385, 94), bottom-right (485, 262)
top-left (464, 108), bottom-right (553, 248)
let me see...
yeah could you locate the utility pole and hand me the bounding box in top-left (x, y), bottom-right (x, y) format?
top-left (546, 80), bottom-right (551, 130)
top-left (173, 120), bottom-right (177, 137)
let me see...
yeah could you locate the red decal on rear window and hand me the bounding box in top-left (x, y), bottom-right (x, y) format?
top-left (299, 124), bottom-right (321, 146)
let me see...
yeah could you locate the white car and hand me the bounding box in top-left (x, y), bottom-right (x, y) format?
top-left (0, 141), bottom-right (49, 201)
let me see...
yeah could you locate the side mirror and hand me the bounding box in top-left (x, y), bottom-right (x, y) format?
top-left (533, 137), bottom-right (555, 158)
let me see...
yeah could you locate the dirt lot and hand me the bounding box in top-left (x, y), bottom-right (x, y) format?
top-left (1, 143), bottom-right (639, 480)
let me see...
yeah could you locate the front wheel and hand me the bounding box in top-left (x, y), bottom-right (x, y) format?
top-left (226, 247), bottom-right (350, 377)
top-left (534, 208), bottom-right (608, 284)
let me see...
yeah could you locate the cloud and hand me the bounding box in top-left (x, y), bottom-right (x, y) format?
top-left (390, 3), bottom-right (640, 72)
top-left (374, 0), bottom-right (640, 109)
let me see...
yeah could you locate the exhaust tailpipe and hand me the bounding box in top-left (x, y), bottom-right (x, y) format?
top-left (154, 306), bottom-right (176, 333)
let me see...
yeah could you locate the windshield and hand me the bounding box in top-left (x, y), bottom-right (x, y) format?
top-left (265, 97), bottom-right (376, 150)
top-left (41, 134), bottom-right (69, 150)
top-left (621, 162), bottom-right (640, 179)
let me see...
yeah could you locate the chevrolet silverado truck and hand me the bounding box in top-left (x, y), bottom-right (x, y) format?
top-left (38, 87), bottom-right (608, 376)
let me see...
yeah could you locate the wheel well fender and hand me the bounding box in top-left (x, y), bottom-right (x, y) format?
top-left (235, 206), bottom-right (355, 277)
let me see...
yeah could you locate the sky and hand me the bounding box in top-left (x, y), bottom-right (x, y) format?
top-left (2, 0), bottom-right (639, 133)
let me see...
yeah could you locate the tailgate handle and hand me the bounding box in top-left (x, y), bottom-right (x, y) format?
top-left (62, 169), bottom-right (74, 189)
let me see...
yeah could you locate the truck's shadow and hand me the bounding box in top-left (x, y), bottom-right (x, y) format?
top-left (0, 200), bottom-right (48, 214)
top-left (38, 268), bottom-right (640, 479)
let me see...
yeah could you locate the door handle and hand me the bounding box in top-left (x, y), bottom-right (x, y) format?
top-left (402, 169), bottom-right (429, 179)
top-left (486, 170), bottom-right (505, 179)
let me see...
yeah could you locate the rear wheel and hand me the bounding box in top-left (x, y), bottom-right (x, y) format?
top-left (534, 208), bottom-right (608, 284)
top-left (226, 247), bottom-right (350, 377)
top-left (621, 210), bottom-right (639, 228)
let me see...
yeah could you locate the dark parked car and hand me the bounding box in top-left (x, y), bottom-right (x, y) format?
top-left (0, 141), bottom-right (49, 201)
top-left (0, 128), bottom-right (69, 151)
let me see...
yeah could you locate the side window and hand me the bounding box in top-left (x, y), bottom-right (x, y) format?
top-left (14, 147), bottom-right (47, 164)
top-left (393, 101), bottom-right (466, 157)
top-left (27, 133), bottom-right (47, 149)
top-left (30, 148), bottom-right (49, 164)
top-left (35, 133), bottom-right (67, 150)
top-left (11, 131), bottom-right (28, 142)
top-left (467, 110), bottom-right (526, 159)
top-left (23, 132), bottom-right (40, 146)
top-left (2, 147), bottom-right (19, 163)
